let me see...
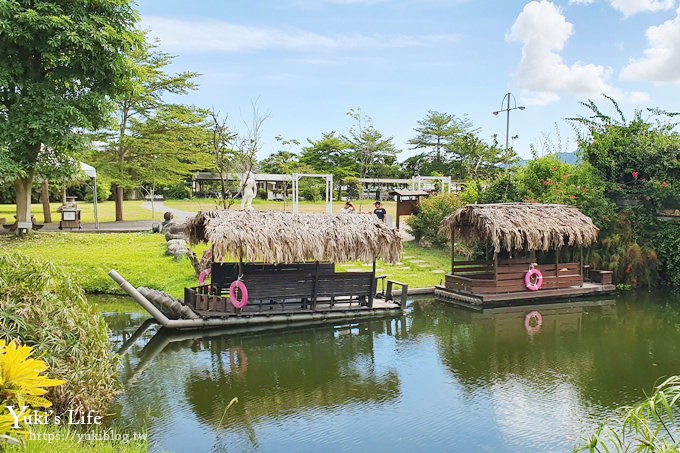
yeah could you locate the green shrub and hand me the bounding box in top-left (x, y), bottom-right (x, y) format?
top-left (655, 224), bottom-right (680, 287)
top-left (407, 193), bottom-right (463, 246)
top-left (0, 253), bottom-right (120, 413)
top-left (162, 183), bottom-right (192, 200)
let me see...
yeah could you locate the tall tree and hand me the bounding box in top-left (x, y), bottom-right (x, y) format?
top-left (125, 105), bottom-right (211, 216)
top-left (300, 132), bottom-right (355, 199)
top-left (0, 0), bottom-right (141, 223)
top-left (205, 109), bottom-right (237, 209)
top-left (107, 35), bottom-right (198, 221)
top-left (408, 111), bottom-right (473, 169)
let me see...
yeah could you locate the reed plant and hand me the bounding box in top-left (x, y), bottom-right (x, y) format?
top-left (0, 253), bottom-right (120, 414)
top-left (577, 376), bottom-right (680, 452)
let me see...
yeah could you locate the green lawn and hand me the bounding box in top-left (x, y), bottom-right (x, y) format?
top-left (0, 233), bottom-right (197, 297)
top-left (0, 200), bottom-right (159, 224)
top-left (0, 233), bottom-right (450, 299)
top-left (164, 198), bottom-right (398, 216)
top-left (337, 241), bottom-right (451, 288)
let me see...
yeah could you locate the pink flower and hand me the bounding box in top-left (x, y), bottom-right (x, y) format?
top-left (583, 188), bottom-right (589, 192)
top-left (617, 187), bottom-right (623, 190)
top-left (632, 171), bottom-right (639, 179)
top-left (531, 199), bottom-right (537, 203)
top-left (662, 181), bottom-right (669, 188)
top-left (563, 174), bottom-right (569, 179)
top-left (550, 181), bottom-right (556, 186)
top-left (641, 178), bottom-right (647, 182)
top-left (570, 195), bottom-right (577, 199)
top-left (543, 180), bottom-right (549, 185)
top-left (550, 167), bottom-right (557, 172)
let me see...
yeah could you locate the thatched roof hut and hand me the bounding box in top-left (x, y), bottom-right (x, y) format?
top-left (439, 203), bottom-right (599, 253)
top-left (185, 210), bottom-right (402, 264)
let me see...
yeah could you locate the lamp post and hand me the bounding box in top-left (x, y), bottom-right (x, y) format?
top-left (493, 92), bottom-right (525, 151)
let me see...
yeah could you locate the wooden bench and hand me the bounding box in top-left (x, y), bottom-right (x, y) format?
top-left (590, 270), bottom-right (613, 285)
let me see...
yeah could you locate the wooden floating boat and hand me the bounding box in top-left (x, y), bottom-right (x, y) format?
top-left (434, 203), bottom-right (616, 309)
top-left (111, 210), bottom-right (407, 330)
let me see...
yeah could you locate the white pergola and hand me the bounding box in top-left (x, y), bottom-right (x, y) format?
top-left (291, 173), bottom-right (333, 214)
top-left (412, 175), bottom-right (453, 193)
top-left (79, 162), bottom-right (99, 229)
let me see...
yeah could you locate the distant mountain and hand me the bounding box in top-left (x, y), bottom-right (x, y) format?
top-left (515, 152), bottom-right (579, 167)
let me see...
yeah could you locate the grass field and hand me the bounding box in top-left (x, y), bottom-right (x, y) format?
top-left (164, 198), bottom-right (398, 216)
top-left (0, 233), bottom-right (449, 298)
top-left (0, 200), bottom-right (158, 224)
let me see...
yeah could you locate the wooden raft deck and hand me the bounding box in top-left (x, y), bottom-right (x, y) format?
top-left (435, 281), bottom-right (616, 309)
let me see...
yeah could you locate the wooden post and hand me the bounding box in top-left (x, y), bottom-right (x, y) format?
top-left (494, 252), bottom-right (498, 282)
top-left (311, 260), bottom-right (319, 310)
top-left (555, 247), bottom-right (560, 279)
top-left (451, 225), bottom-right (455, 274)
top-left (369, 259), bottom-right (376, 308)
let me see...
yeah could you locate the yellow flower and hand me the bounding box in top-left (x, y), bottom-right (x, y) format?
top-left (0, 340), bottom-right (65, 408)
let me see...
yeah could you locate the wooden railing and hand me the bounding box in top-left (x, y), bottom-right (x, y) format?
top-left (185, 271), bottom-right (380, 315)
top-left (446, 261), bottom-right (583, 295)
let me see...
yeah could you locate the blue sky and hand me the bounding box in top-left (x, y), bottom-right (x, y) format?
top-left (137, 0), bottom-right (680, 162)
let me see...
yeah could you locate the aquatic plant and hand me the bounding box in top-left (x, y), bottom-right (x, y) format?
top-left (576, 375), bottom-right (680, 452)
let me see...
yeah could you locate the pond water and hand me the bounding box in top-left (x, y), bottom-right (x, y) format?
top-left (97, 291), bottom-right (680, 452)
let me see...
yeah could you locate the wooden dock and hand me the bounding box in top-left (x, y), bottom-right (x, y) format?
top-left (434, 281), bottom-right (616, 309)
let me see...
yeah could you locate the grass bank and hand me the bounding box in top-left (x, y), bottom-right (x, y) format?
top-left (164, 198), bottom-right (398, 216)
top-left (0, 233), bottom-right (197, 297)
top-left (0, 200), bottom-right (157, 224)
top-left (0, 233), bottom-right (449, 297)
top-left (5, 424), bottom-right (147, 453)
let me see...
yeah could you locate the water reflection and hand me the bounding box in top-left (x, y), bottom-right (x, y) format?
top-left (103, 292), bottom-right (680, 452)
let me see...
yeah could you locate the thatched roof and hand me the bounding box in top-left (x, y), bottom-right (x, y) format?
top-left (438, 203), bottom-right (599, 253)
top-left (185, 210), bottom-right (402, 264)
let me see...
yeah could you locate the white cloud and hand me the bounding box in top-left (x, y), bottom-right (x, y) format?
top-left (568, 0), bottom-right (675, 17)
top-left (609, 0), bottom-right (675, 17)
top-left (142, 16), bottom-right (459, 54)
top-left (621, 7), bottom-right (680, 83)
top-left (508, 1), bottom-right (645, 105)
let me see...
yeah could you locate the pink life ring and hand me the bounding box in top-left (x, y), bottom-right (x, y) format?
top-left (230, 280), bottom-right (249, 309)
top-left (524, 310), bottom-right (543, 335)
top-left (198, 268), bottom-right (211, 286)
top-left (524, 268), bottom-right (543, 291)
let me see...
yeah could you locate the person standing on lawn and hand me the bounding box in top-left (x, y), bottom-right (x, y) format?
top-left (373, 201), bottom-right (387, 223)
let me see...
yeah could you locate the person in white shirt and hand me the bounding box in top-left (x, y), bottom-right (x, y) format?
top-left (339, 201), bottom-right (354, 214)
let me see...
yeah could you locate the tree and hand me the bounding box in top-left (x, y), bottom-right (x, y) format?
top-left (205, 109), bottom-right (237, 209)
top-left (0, 0), bottom-right (141, 223)
top-left (106, 35), bottom-right (198, 221)
top-left (408, 111), bottom-right (473, 173)
top-left (300, 132), bottom-right (355, 199)
top-left (125, 104), bottom-right (211, 217)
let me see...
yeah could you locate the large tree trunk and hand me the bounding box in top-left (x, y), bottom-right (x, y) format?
top-left (114, 185), bottom-right (124, 221)
top-left (14, 173), bottom-right (34, 224)
top-left (41, 179), bottom-right (52, 223)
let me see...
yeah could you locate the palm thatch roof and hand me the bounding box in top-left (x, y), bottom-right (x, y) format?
top-left (185, 210), bottom-right (402, 264)
top-left (438, 203), bottom-right (599, 253)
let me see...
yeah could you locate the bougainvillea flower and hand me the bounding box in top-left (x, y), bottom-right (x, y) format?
top-left (632, 171), bottom-right (639, 179)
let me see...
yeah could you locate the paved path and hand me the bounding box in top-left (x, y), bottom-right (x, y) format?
top-left (140, 201), bottom-right (196, 222)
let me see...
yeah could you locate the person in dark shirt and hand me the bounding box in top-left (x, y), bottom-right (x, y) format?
top-left (374, 201), bottom-right (387, 222)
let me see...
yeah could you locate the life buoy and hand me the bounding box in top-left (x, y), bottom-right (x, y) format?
top-left (198, 268), bottom-right (211, 286)
top-left (229, 280), bottom-right (249, 309)
top-left (524, 310), bottom-right (542, 335)
top-left (524, 268), bottom-right (543, 291)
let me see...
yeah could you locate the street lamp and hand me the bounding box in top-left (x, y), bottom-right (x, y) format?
top-left (493, 92), bottom-right (525, 151)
